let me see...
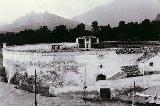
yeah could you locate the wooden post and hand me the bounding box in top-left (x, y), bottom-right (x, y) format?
top-left (35, 70), bottom-right (37, 106)
top-left (132, 81), bottom-right (136, 106)
top-left (83, 67), bottom-right (87, 103)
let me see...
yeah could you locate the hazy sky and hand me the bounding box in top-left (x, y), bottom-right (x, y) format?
top-left (0, 0), bottom-right (114, 24)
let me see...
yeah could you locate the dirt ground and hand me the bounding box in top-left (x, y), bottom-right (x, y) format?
top-left (0, 82), bottom-right (131, 106)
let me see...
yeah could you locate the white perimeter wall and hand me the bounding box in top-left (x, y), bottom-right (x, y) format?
top-left (2, 45), bottom-right (144, 87)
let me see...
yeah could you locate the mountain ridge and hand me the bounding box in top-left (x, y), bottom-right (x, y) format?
top-left (72, 0), bottom-right (160, 27)
top-left (155, 13), bottom-right (160, 21)
top-left (0, 12), bottom-right (79, 32)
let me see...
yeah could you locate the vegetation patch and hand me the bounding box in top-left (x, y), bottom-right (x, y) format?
top-left (0, 67), bottom-right (8, 83)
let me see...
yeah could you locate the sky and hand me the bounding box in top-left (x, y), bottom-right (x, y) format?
top-left (0, 0), bottom-right (114, 24)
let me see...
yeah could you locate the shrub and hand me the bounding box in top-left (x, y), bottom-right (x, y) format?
top-left (0, 67), bottom-right (8, 83)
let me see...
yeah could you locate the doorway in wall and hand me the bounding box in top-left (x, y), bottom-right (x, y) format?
top-left (96, 74), bottom-right (106, 81)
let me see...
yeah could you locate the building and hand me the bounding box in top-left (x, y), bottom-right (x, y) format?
top-left (138, 53), bottom-right (160, 75)
top-left (76, 36), bottom-right (99, 48)
top-left (2, 36), bottom-right (160, 89)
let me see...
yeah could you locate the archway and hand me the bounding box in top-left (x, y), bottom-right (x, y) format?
top-left (96, 74), bottom-right (106, 81)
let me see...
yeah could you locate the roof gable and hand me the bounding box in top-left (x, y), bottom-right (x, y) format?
top-left (137, 53), bottom-right (159, 63)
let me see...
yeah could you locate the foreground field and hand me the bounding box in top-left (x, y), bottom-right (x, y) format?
top-left (0, 82), bottom-right (130, 106)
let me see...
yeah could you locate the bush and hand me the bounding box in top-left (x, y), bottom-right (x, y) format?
top-left (10, 72), bottom-right (21, 85)
top-left (0, 67), bottom-right (8, 83)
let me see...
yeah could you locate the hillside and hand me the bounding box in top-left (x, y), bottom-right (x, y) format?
top-left (72, 0), bottom-right (160, 27)
top-left (0, 12), bottom-right (79, 32)
top-left (155, 13), bottom-right (160, 21)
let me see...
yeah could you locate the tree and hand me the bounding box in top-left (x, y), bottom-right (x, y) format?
top-left (119, 21), bottom-right (126, 28)
top-left (142, 19), bottom-right (150, 25)
top-left (38, 26), bottom-right (49, 32)
top-left (91, 21), bottom-right (100, 32)
top-left (51, 25), bottom-right (69, 42)
top-left (76, 23), bottom-right (85, 31)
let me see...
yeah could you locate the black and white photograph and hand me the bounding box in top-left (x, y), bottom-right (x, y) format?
top-left (0, 0), bottom-right (160, 106)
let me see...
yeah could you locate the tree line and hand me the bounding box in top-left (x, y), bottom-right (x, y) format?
top-left (0, 19), bottom-right (160, 46)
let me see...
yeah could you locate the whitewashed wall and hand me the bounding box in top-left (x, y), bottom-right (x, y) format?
top-left (76, 51), bottom-right (143, 85)
top-left (2, 44), bottom-right (143, 88)
top-left (139, 55), bottom-right (160, 74)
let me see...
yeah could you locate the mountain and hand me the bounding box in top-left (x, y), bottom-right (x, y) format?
top-left (72, 0), bottom-right (160, 27)
top-left (0, 12), bottom-right (79, 32)
top-left (155, 13), bottom-right (160, 21)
